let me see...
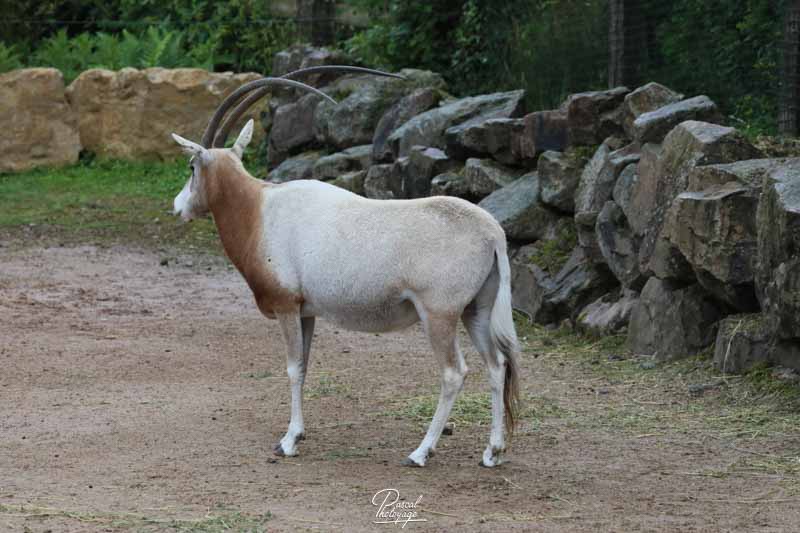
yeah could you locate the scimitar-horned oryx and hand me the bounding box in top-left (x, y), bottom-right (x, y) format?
top-left (170, 66), bottom-right (521, 467)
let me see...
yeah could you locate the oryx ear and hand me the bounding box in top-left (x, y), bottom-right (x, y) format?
top-left (231, 119), bottom-right (254, 159)
top-left (171, 133), bottom-right (207, 157)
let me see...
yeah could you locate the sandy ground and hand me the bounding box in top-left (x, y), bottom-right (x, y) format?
top-left (2, 244), bottom-right (800, 532)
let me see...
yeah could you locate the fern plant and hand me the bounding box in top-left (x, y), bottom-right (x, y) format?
top-left (0, 42), bottom-right (22, 74)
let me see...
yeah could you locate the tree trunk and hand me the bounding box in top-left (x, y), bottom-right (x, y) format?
top-left (297, 0), bottom-right (336, 46)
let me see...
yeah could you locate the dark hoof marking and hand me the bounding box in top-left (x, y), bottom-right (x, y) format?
top-left (401, 457), bottom-right (424, 468)
top-left (296, 433), bottom-right (306, 441)
top-left (273, 443), bottom-right (286, 457)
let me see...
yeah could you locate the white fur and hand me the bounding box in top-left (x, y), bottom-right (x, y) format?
top-left (171, 125), bottom-right (520, 468)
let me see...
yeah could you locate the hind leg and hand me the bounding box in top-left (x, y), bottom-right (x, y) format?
top-left (403, 312), bottom-right (466, 467)
top-left (463, 290), bottom-right (507, 467)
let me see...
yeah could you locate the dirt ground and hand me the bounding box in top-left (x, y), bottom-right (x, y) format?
top-left (2, 243), bottom-right (800, 532)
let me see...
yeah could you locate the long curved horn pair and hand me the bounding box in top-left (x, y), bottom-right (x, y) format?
top-left (203, 66), bottom-right (405, 149)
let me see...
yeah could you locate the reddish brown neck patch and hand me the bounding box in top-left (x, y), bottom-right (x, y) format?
top-left (203, 152), bottom-right (302, 317)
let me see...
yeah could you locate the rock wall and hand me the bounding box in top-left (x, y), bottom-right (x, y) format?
top-left (3, 48), bottom-right (800, 374)
top-left (0, 68), bottom-right (81, 173)
top-left (0, 67), bottom-right (266, 168)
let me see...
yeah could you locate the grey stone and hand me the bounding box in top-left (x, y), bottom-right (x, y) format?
top-left (764, 258), bottom-right (800, 340)
top-left (404, 146), bottom-right (459, 198)
top-left (612, 162), bottom-right (639, 219)
top-left (596, 201), bottom-right (647, 290)
top-left (511, 244), bottom-right (557, 323)
top-left (511, 110), bottom-right (569, 164)
top-left (477, 173), bottom-right (561, 242)
top-left (543, 247), bottom-right (619, 323)
top-left (268, 92), bottom-right (324, 164)
top-left (713, 314), bottom-right (800, 373)
top-left (634, 121), bottom-right (762, 280)
top-left (430, 171), bottom-right (473, 199)
top-left (388, 90), bottom-right (526, 160)
top-left (626, 142), bottom-right (662, 234)
top-left (577, 289), bottom-right (639, 336)
top-left (372, 87), bottom-right (442, 163)
top-left (269, 151), bottom-right (322, 183)
top-left (329, 170), bottom-right (366, 195)
top-left (628, 278), bottom-right (725, 360)
top-left (622, 82), bottom-right (684, 138)
top-left (564, 87), bottom-right (630, 145)
top-left (665, 161), bottom-right (772, 310)
top-left (311, 145), bottom-right (372, 181)
top-left (755, 159), bottom-right (800, 307)
top-left (574, 138), bottom-right (636, 227)
top-left (463, 158), bottom-right (523, 198)
top-left (314, 70), bottom-right (445, 151)
top-left (364, 163), bottom-right (402, 199)
top-left (632, 95), bottom-right (724, 144)
top-left (538, 149), bottom-right (589, 213)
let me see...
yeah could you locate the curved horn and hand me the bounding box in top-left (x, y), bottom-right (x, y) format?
top-left (281, 65), bottom-right (406, 81)
top-left (201, 77), bottom-right (337, 148)
top-left (212, 66), bottom-right (405, 148)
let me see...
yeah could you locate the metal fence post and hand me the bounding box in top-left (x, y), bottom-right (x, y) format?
top-left (781, 0), bottom-right (800, 136)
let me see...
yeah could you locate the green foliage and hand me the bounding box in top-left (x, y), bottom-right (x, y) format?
top-left (0, 42), bottom-right (22, 74)
top-left (28, 27), bottom-right (218, 83)
top-left (650, 0), bottom-right (785, 134)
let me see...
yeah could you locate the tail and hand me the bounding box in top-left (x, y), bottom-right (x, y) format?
top-left (490, 242), bottom-right (521, 435)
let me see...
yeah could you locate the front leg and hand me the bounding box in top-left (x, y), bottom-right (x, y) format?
top-left (274, 314), bottom-right (315, 457)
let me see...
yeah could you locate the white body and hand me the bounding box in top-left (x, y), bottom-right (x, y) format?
top-left (171, 120), bottom-right (520, 467)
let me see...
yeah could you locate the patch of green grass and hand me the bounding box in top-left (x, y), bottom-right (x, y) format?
top-left (525, 223), bottom-right (577, 276)
top-left (323, 448), bottom-right (369, 461)
top-left (0, 503), bottom-right (272, 532)
top-left (244, 370), bottom-right (274, 379)
top-left (0, 157), bottom-right (255, 253)
top-left (306, 374), bottom-right (352, 399)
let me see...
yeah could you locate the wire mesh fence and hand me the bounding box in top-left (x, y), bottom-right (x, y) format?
top-left (2, 0), bottom-right (798, 136)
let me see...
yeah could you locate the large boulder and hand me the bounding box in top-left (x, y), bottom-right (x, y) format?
top-left (663, 159), bottom-right (783, 310)
top-left (596, 201), bottom-right (647, 290)
top-left (621, 82), bottom-right (683, 138)
top-left (574, 139), bottom-right (640, 228)
top-left (632, 95), bottom-right (723, 144)
top-left (510, 110), bottom-right (569, 165)
top-left (563, 87), bottom-right (629, 145)
top-left (755, 159), bottom-right (800, 308)
top-left (763, 259), bottom-right (800, 340)
top-left (330, 170), bottom-right (366, 195)
top-left (0, 68), bottom-right (81, 173)
top-left (478, 173), bottom-right (562, 242)
top-left (372, 87), bottom-right (442, 163)
top-left (445, 117), bottom-right (535, 168)
top-left (463, 158), bottom-right (523, 198)
top-left (311, 145), bottom-right (372, 181)
top-left (712, 314), bottom-right (800, 373)
top-left (268, 92), bottom-right (324, 165)
top-left (612, 162), bottom-right (639, 219)
top-left (577, 289), bottom-right (639, 337)
top-left (387, 90), bottom-right (526, 160)
top-left (632, 121), bottom-right (762, 280)
top-left (268, 151), bottom-right (322, 183)
top-left (271, 45), bottom-right (351, 87)
top-left (67, 68), bottom-right (264, 161)
top-left (429, 170), bottom-right (476, 200)
top-left (542, 247), bottom-right (619, 323)
top-left (314, 70), bottom-right (445, 151)
top-left (404, 146), bottom-right (459, 198)
top-left (364, 163), bottom-right (402, 199)
top-left (538, 149), bottom-right (590, 213)
top-left (628, 278), bottom-right (725, 360)
top-left (510, 244), bottom-right (557, 323)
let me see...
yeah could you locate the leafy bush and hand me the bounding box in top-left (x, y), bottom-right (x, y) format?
top-left (0, 42), bottom-right (22, 74)
top-left (28, 28), bottom-right (218, 83)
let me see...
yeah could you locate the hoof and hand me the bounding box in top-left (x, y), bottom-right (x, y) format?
top-left (273, 443), bottom-right (286, 457)
top-left (480, 447), bottom-right (505, 467)
top-left (401, 457), bottom-right (425, 468)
